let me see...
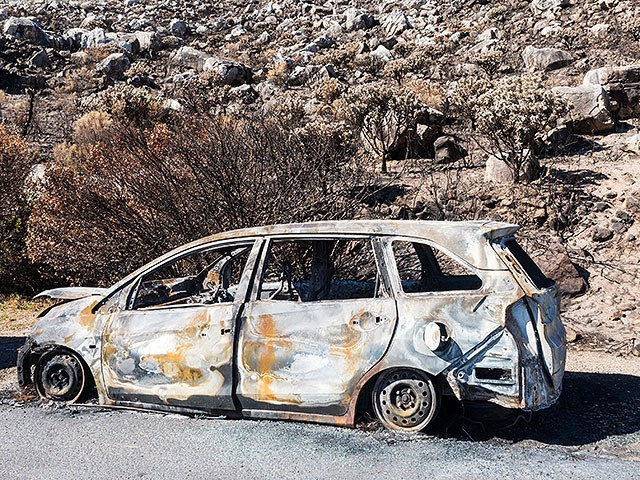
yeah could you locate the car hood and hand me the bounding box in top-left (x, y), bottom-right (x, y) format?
top-left (34, 287), bottom-right (109, 300)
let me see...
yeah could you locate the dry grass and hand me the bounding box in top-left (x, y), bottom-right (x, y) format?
top-left (0, 294), bottom-right (53, 334)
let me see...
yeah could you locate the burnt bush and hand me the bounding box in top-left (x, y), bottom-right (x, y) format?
top-left (27, 112), bottom-right (373, 286)
top-left (0, 126), bottom-right (39, 292)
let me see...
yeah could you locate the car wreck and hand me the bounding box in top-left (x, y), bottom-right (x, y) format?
top-left (18, 220), bottom-right (566, 432)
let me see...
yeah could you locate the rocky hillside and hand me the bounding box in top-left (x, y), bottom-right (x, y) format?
top-left (0, 0), bottom-right (639, 353)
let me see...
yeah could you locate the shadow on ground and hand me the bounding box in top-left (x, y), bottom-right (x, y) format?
top-left (2, 335), bottom-right (638, 447)
top-left (432, 370), bottom-right (640, 447)
top-left (0, 336), bottom-right (25, 370)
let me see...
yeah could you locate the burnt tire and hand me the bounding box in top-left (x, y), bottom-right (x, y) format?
top-left (372, 368), bottom-right (439, 432)
top-left (34, 350), bottom-right (87, 403)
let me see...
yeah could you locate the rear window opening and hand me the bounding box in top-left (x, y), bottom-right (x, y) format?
top-left (392, 240), bottom-right (483, 293)
top-left (502, 239), bottom-right (554, 290)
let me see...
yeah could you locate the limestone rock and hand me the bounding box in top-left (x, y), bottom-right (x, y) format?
top-left (552, 85), bottom-right (614, 134)
top-left (522, 46), bottom-right (573, 72)
top-left (583, 64), bottom-right (640, 119)
top-left (96, 52), bottom-right (131, 78)
top-left (382, 9), bottom-right (411, 36)
top-left (344, 8), bottom-right (374, 31)
top-left (79, 27), bottom-right (111, 49)
top-left (434, 136), bottom-right (467, 164)
top-left (485, 151), bottom-right (540, 183)
top-left (3, 17), bottom-right (50, 46)
top-left (170, 46), bottom-right (210, 71)
top-left (592, 226), bottom-right (613, 242)
top-left (203, 56), bottom-right (252, 85)
top-left (532, 239), bottom-right (586, 297)
top-left (169, 19), bottom-right (187, 37)
top-left (28, 49), bottom-right (50, 68)
top-left (623, 133), bottom-right (640, 155)
top-left (531, 0), bottom-right (570, 14)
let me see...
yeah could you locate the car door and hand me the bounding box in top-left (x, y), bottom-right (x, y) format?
top-left (101, 239), bottom-right (261, 411)
top-left (386, 237), bottom-right (504, 374)
top-left (235, 236), bottom-right (397, 416)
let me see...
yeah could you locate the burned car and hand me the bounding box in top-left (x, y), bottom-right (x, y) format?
top-left (18, 220), bottom-right (566, 431)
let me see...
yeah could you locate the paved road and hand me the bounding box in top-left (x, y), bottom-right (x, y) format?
top-left (0, 403), bottom-right (637, 480)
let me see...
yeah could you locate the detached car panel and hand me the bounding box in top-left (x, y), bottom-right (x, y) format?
top-left (19, 220), bottom-right (566, 431)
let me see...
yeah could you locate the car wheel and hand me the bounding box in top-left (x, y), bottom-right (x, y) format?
top-left (372, 368), bottom-right (439, 432)
top-left (34, 350), bottom-right (86, 402)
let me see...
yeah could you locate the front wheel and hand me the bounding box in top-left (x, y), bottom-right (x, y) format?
top-left (372, 368), bottom-right (439, 432)
top-left (34, 350), bottom-right (87, 402)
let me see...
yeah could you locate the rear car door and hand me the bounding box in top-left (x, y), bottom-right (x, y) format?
top-left (101, 240), bottom-right (260, 411)
top-left (386, 238), bottom-right (504, 375)
top-left (235, 236), bottom-right (397, 416)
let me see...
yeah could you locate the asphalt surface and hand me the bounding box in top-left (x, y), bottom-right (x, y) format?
top-left (0, 403), bottom-right (638, 480)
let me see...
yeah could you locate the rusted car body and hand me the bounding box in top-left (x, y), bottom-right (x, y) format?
top-left (18, 220), bottom-right (566, 431)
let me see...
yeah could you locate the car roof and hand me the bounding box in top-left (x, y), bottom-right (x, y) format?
top-left (189, 219), bottom-right (519, 244)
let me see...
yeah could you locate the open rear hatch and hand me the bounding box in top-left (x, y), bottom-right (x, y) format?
top-left (492, 238), bottom-right (566, 390)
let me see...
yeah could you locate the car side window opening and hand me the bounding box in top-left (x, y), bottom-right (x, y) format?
top-left (258, 239), bottom-right (384, 302)
top-left (132, 244), bottom-right (253, 309)
top-left (392, 240), bottom-right (482, 293)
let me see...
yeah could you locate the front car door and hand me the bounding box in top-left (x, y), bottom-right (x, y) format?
top-left (235, 236), bottom-right (397, 417)
top-left (101, 239), bottom-right (261, 411)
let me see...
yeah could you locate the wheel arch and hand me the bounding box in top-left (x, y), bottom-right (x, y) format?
top-left (351, 365), bottom-right (443, 424)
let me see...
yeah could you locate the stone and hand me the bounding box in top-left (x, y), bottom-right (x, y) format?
top-left (477, 27), bottom-right (499, 41)
top-left (231, 84), bottom-right (258, 104)
top-left (611, 221), bottom-right (626, 234)
top-left (616, 210), bottom-right (633, 223)
top-left (382, 9), bottom-right (411, 36)
top-left (370, 45), bottom-right (394, 62)
top-left (203, 56), bottom-right (252, 85)
top-left (552, 85), bottom-right (614, 134)
top-left (592, 226), bottom-right (613, 242)
top-left (632, 344), bottom-right (640, 357)
top-left (530, 0), bottom-right (570, 14)
top-left (565, 327), bottom-right (578, 343)
top-left (625, 190), bottom-right (640, 213)
top-left (28, 49), bottom-right (49, 68)
top-left (485, 151), bottom-right (540, 183)
top-left (434, 136), bottom-right (467, 164)
top-left (258, 31), bottom-right (271, 44)
top-left (468, 38), bottom-right (499, 54)
top-left (314, 35), bottom-right (334, 49)
top-left (96, 52), bottom-right (131, 78)
top-left (170, 46), bottom-right (210, 71)
top-left (590, 23), bottom-right (610, 38)
top-left (79, 27), bottom-right (110, 49)
top-left (522, 46), bottom-right (573, 72)
top-left (3, 17), bottom-right (50, 46)
top-left (133, 31), bottom-right (159, 52)
top-left (583, 64), bottom-right (640, 119)
top-left (169, 19), bottom-right (187, 37)
top-left (532, 238), bottom-right (585, 296)
top-left (595, 202), bottom-right (609, 212)
top-left (344, 8), bottom-right (374, 31)
top-left (226, 25), bottom-right (247, 40)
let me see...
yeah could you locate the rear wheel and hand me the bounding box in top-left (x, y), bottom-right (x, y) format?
top-left (34, 350), bottom-right (87, 402)
top-left (372, 368), bottom-right (439, 432)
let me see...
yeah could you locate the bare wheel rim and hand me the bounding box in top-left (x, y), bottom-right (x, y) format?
top-left (35, 351), bottom-right (85, 402)
top-left (373, 369), bottom-right (438, 431)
